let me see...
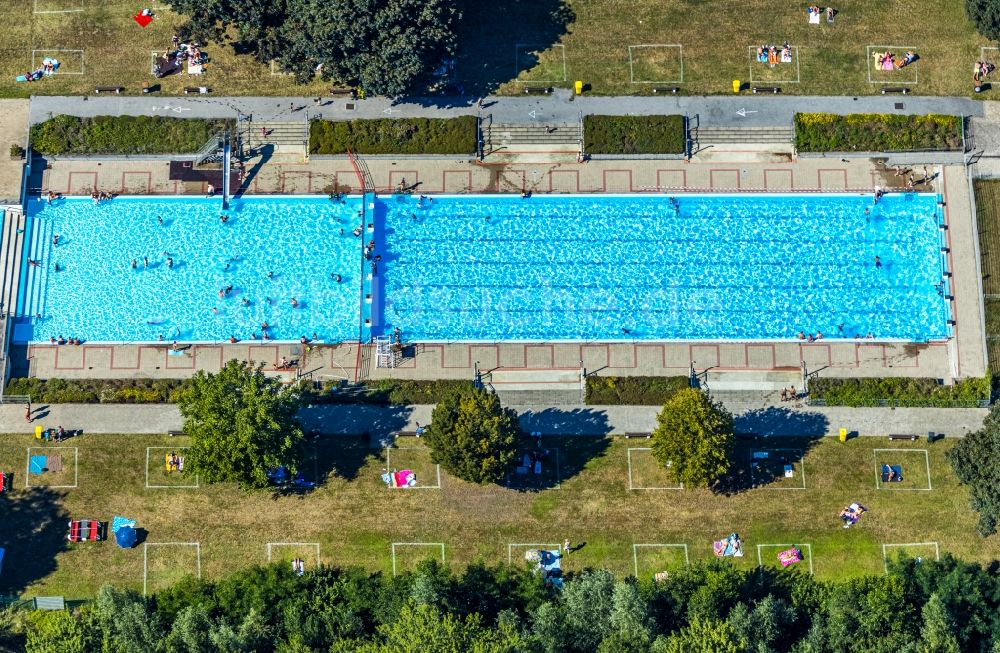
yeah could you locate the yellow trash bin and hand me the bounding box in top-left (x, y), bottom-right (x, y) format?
top-left (733, 79), bottom-right (741, 94)
top-left (574, 80), bottom-right (583, 95)
top-left (839, 428), bottom-right (848, 443)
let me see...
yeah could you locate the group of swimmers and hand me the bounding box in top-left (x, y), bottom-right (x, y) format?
top-left (796, 331), bottom-right (824, 342)
top-left (90, 191), bottom-right (113, 205)
top-left (47, 335), bottom-right (82, 346)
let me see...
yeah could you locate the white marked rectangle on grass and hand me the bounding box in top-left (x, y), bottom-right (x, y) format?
top-left (507, 447), bottom-right (562, 489)
top-left (146, 447), bottom-right (199, 489)
top-left (32, 50), bottom-right (85, 75)
top-left (747, 46), bottom-right (801, 83)
top-left (749, 448), bottom-right (807, 490)
top-left (632, 543), bottom-right (689, 578)
top-left (882, 542), bottom-right (939, 573)
top-left (872, 448), bottom-right (931, 490)
top-left (33, 0), bottom-right (83, 13)
top-left (514, 43), bottom-right (567, 82)
top-left (385, 447), bottom-right (441, 489)
top-left (391, 542), bottom-right (445, 576)
top-left (756, 543), bottom-right (813, 575)
top-left (627, 448), bottom-right (683, 490)
top-left (267, 542), bottom-right (320, 566)
top-left (25, 446), bottom-right (78, 488)
top-left (508, 543), bottom-right (561, 565)
top-left (628, 44), bottom-right (684, 84)
top-left (866, 46), bottom-right (919, 84)
top-left (143, 542), bottom-right (201, 596)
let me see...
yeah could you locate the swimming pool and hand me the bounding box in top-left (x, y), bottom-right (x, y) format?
top-left (370, 193), bottom-right (951, 342)
top-left (18, 196), bottom-right (363, 343)
top-left (17, 192), bottom-right (951, 343)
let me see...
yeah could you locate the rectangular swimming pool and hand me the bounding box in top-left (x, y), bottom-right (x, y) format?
top-left (17, 192), bottom-right (951, 344)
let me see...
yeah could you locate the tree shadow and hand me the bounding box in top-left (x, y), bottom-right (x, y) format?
top-left (504, 410), bottom-right (612, 492)
top-left (450, 0), bottom-right (575, 97)
top-left (734, 406), bottom-right (831, 437)
top-left (517, 407), bottom-right (614, 436)
top-left (298, 404), bottom-right (415, 482)
top-left (235, 144), bottom-right (273, 197)
top-left (718, 434), bottom-right (824, 495)
top-left (311, 437), bottom-right (377, 484)
top-left (0, 487), bottom-right (70, 594)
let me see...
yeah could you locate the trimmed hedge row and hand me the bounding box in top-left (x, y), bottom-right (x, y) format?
top-left (583, 115), bottom-right (686, 155)
top-left (807, 376), bottom-right (990, 407)
top-left (5, 377), bottom-right (476, 405)
top-left (794, 113), bottom-right (963, 152)
top-left (30, 115), bottom-right (234, 155)
top-left (310, 117), bottom-right (477, 155)
top-left (585, 376), bottom-right (690, 405)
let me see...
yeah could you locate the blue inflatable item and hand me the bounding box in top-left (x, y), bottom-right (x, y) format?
top-left (115, 526), bottom-right (137, 549)
top-left (112, 516), bottom-right (136, 533)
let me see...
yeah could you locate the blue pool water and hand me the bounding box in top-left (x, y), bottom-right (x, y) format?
top-left (19, 196), bottom-right (363, 343)
top-left (18, 192), bottom-right (951, 343)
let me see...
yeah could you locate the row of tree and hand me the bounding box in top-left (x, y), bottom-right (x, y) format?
top-left (6, 553), bottom-right (1000, 652)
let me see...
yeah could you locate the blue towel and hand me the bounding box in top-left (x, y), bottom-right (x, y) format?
top-left (29, 455), bottom-right (46, 475)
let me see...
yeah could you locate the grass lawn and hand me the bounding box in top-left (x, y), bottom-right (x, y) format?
top-left (0, 0), bottom-right (988, 97)
top-left (0, 434), bottom-right (997, 599)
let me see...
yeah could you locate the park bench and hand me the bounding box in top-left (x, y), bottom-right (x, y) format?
top-left (329, 87), bottom-right (356, 99)
top-left (94, 86), bottom-right (124, 94)
top-left (33, 597), bottom-right (65, 611)
top-left (881, 87), bottom-right (910, 94)
top-left (523, 86), bottom-right (553, 95)
top-left (184, 87), bottom-right (211, 94)
top-left (652, 86), bottom-right (680, 94)
top-left (394, 431), bottom-right (420, 438)
top-left (624, 432), bottom-right (651, 439)
top-left (167, 430), bottom-right (185, 437)
top-left (888, 433), bottom-right (919, 441)
top-left (752, 86), bottom-right (781, 94)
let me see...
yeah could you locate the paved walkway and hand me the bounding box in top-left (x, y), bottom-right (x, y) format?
top-left (28, 93), bottom-right (985, 128)
top-left (0, 402), bottom-right (986, 437)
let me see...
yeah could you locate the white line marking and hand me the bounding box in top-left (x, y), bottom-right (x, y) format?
top-left (627, 44), bottom-right (684, 84)
top-left (267, 542), bottom-right (321, 567)
top-left (873, 448), bottom-right (932, 491)
top-left (882, 542), bottom-right (940, 573)
top-left (391, 542), bottom-right (445, 576)
top-left (632, 543), bottom-right (690, 577)
top-left (33, 0), bottom-right (83, 13)
top-left (515, 43), bottom-right (567, 83)
top-left (627, 448), bottom-right (683, 490)
top-left (757, 543), bottom-right (813, 576)
top-left (146, 447), bottom-right (199, 489)
top-left (143, 542), bottom-right (201, 596)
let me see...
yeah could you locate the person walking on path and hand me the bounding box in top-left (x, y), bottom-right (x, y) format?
top-left (563, 539), bottom-right (570, 554)
top-left (25, 403), bottom-right (31, 422)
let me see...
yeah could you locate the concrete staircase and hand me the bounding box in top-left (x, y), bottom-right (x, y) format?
top-left (483, 121), bottom-right (581, 161)
top-left (244, 121), bottom-right (310, 158)
top-left (690, 126), bottom-right (795, 162)
top-left (485, 369), bottom-right (584, 405)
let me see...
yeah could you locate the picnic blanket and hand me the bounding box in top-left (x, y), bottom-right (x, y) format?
top-left (111, 516), bottom-right (136, 533)
top-left (525, 549), bottom-right (563, 588)
top-left (187, 60), bottom-right (203, 75)
top-left (881, 464), bottom-right (903, 483)
top-left (778, 547), bottom-right (802, 567)
top-left (46, 455), bottom-right (63, 473)
top-left (809, 11), bottom-right (820, 23)
top-left (714, 533), bottom-right (744, 557)
top-left (29, 456), bottom-right (47, 475)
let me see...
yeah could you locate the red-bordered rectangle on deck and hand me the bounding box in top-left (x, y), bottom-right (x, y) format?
top-left (442, 170), bottom-right (473, 193)
top-left (763, 169), bottom-right (793, 190)
top-left (602, 170), bottom-right (633, 192)
top-left (709, 169), bottom-right (740, 190)
top-left (817, 169), bottom-right (848, 190)
top-left (689, 344), bottom-right (720, 368)
top-left (279, 171), bottom-right (312, 194)
top-left (121, 171), bottom-right (152, 194)
top-left (248, 345), bottom-right (280, 366)
top-left (67, 171), bottom-right (98, 195)
top-left (581, 344), bottom-right (610, 370)
top-left (498, 170), bottom-right (526, 193)
top-left (388, 171), bottom-right (418, 193)
top-left (548, 169), bottom-right (580, 193)
top-left (656, 169), bottom-right (687, 190)
top-left (800, 343), bottom-right (832, 368)
top-left (524, 344), bottom-right (555, 368)
top-left (746, 344), bottom-right (777, 369)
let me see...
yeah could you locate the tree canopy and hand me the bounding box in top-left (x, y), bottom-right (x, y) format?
top-left (946, 404), bottom-right (1000, 536)
top-left (164, 0), bottom-right (460, 96)
top-left (650, 388), bottom-right (735, 489)
top-left (177, 359), bottom-right (305, 490)
top-left (423, 388), bottom-right (520, 484)
top-left (967, 0), bottom-right (1000, 42)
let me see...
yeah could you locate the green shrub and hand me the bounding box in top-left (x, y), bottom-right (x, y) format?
top-left (9, 144), bottom-right (24, 159)
top-left (30, 115), bottom-right (234, 155)
top-left (585, 376), bottom-right (690, 405)
top-left (794, 113), bottom-right (963, 152)
top-left (306, 379), bottom-right (475, 405)
top-left (5, 377), bottom-right (192, 403)
top-left (808, 376), bottom-right (990, 407)
top-left (584, 115), bottom-right (685, 154)
top-left (310, 117), bottom-right (477, 155)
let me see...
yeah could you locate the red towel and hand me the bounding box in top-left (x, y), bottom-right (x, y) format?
top-left (133, 13), bottom-right (153, 27)
top-left (89, 521), bottom-right (98, 541)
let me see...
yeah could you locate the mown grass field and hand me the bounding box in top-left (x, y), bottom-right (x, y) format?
top-left (0, 433), bottom-right (996, 599)
top-left (974, 180), bottom-right (1000, 374)
top-left (0, 0), bottom-right (989, 97)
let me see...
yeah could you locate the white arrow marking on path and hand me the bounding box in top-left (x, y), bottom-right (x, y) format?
top-left (528, 110), bottom-right (537, 119)
top-left (383, 108), bottom-right (394, 115)
top-left (735, 108), bottom-right (759, 117)
top-left (171, 107), bottom-right (190, 113)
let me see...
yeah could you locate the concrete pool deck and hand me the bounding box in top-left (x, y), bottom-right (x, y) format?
top-left (14, 156), bottom-right (988, 385)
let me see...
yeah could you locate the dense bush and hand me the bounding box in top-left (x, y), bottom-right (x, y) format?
top-left (794, 113), bottom-right (963, 152)
top-left (808, 375), bottom-right (990, 407)
top-left (585, 375), bottom-right (690, 405)
top-left (29, 115), bottom-right (234, 155)
top-left (967, 0), bottom-right (1000, 42)
top-left (9, 144), bottom-right (24, 159)
top-left (14, 554), bottom-right (1000, 652)
top-left (583, 115), bottom-right (686, 154)
top-left (310, 117), bottom-right (477, 155)
top-left (948, 404), bottom-right (1000, 536)
top-left (5, 377), bottom-right (191, 403)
